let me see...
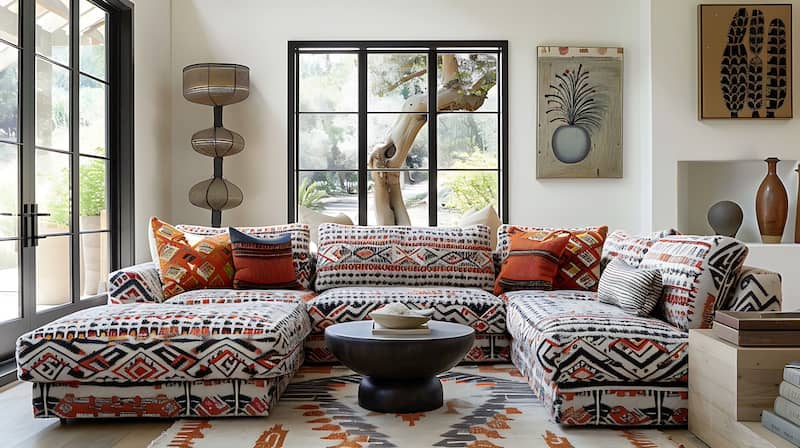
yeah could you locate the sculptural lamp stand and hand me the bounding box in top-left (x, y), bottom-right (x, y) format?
top-left (183, 63), bottom-right (250, 227)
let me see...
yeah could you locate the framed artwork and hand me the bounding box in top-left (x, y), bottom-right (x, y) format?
top-left (698, 4), bottom-right (792, 119)
top-left (537, 46), bottom-right (623, 179)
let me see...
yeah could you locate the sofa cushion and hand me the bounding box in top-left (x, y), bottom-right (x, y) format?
top-left (174, 223), bottom-right (313, 290)
top-left (150, 217), bottom-right (235, 298)
top-left (496, 225), bottom-right (608, 291)
top-left (306, 286), bottom-right (505, 334)
top-left (494, 232), bottom-right (570, 294)
top-left (639, 235), bottom-right (748, 330)
top-left (108, 262), bottom-right (165, 304)
top-left (164, 288), bottom-right (316, 305)
top-left (505, 290), bottom-right (688, 385)
top-left (16, 301), bottom-right (311, 384)
top-left (598, 259), bottom-right (663, 317)
top-left (314, 224), bottom-right (495, 291)
top-left (229, 229), bottom-right (299, 290)
top-left (600, 229), bottom-right (680, 272)
top-left (723, 266), bottom-right (782, 312)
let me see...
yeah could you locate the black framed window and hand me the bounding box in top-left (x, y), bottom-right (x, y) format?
top-left (288, 41), bottom-right (508, 226)
top-left (0, 0), bottom-right (133, 373)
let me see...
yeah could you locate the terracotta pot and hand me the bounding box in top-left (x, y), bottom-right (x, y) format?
top-left (756, 157), bottom-right (789, 244)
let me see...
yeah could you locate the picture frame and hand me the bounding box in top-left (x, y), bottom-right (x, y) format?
top-left (698, 4), bottom-right (793, 119)
top-left (536, 46), bottom-right (624, 179)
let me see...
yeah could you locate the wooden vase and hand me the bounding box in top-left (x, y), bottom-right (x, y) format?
top-left (756, 157), bottom-right (789, 244)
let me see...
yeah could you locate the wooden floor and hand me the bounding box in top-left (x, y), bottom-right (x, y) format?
top-left (0, 380), bottom-right (709, 448)
top-left (0, 382), bottom-right (171, 448)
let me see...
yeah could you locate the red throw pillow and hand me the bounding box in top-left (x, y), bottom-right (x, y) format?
top-left (229, 227), bottom-right (299, 289)
top-left (554, 226), bottom-right (608, 291)
top-left (494, 230), bottom-right (570, 295)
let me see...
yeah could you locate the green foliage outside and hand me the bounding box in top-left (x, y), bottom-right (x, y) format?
top-left (439, 148), bottom-right (497, 215)
top-left (297, 52), bottom-right (499, 222)
top-left (298, 177), bottom-right (326, 211)
top-left (48, 155), bottom-right (106, 228)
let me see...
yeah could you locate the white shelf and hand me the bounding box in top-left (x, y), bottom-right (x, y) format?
top-left (677, 160), bottom-right (799, 244)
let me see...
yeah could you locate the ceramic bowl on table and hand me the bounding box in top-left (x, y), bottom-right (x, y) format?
top-left (369, 303), bottom-right (433, 329)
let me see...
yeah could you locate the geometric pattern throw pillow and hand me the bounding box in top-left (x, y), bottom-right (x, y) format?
top-left (494, 230), bottom-right (570, 295)
top-left (150, 217), bottom-right (235, 298)
top-left (496, 225), bottom-right (608, 292)
top-left (229, 228), bottom-right (299, 290)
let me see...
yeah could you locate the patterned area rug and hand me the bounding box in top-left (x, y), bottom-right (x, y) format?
top-left (149, 365), bottom-right (695, 448)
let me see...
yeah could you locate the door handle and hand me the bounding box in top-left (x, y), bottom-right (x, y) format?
top-left (29, 204), bottom-right (49, 247)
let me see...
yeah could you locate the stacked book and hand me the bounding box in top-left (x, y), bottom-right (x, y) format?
top-left (713, 311), bottom-right (800, 346)
top-left (762, 362), bottom-right (800, 445)
top-left (371, 322), bottom-right (431, 336)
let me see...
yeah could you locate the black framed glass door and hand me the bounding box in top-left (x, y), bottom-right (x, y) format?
top-left (0, 0), bottom-right (134, 363)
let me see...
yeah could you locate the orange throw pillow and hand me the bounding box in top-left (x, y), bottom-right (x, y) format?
top-left (494, 230), bottom-right (570, 295)
top-left (150, 217), bottom-right (235, 298)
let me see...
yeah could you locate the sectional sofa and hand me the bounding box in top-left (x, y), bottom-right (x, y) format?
top-left (15, 222), bottom-right (782, 426)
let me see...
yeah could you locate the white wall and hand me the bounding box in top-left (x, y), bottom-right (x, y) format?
top-left (133, 0), bottom-right (172, 262)
top-left (166, 0), bottom-right (650, 232)
top-left (651, 0), bottom-right (800, 230)
top-left (651, 0), bottom-right (800, 309)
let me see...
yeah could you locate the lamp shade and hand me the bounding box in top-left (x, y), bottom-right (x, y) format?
top-left (191, 126), bottom-right (245, 157)
top-left (183, 63), bottom-right (250, 106)
top-left (189, 177), bottom-right (244, 211)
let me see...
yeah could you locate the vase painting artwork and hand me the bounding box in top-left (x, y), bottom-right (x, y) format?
top-left (698, 4), bottom-right (793, 119)
top-left (537, 47), bottom-right (623, 179)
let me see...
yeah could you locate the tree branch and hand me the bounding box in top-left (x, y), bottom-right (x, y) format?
top-left (383, 69), bottom-right (427, 93)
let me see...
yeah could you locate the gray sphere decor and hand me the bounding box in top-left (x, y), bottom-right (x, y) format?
top-left (707, 200), bottom-right (744, 237)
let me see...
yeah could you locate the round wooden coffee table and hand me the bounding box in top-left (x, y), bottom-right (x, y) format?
top-left (324, 320), bottom-right (475, 413)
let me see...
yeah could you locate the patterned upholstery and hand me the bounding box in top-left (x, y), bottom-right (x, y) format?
top-left (175, 223), bottom-right (314, 290)
top-left (17, 302), bottom-right (311, 384)
top-left (304, 286), bottom-right (510, 363)
top-left (505, 291), bottom-right (689, 385)
top-left (506, 290), bottom-right (689, 426)
top-left (32, 375), bottom-right (291, 418)
top-left (725, 266), bottom-right (782, 312)
top-left (164, 288), bottom-right (316, 305)
top-left (640, 235), bottom-right (748, 330)
top-left (314, 224), bottom-right (495, 291)
top-left (108, 262), bottom-right (164, 304)
top-left (514, 351), bottom-right (688, 427)
top-left (599, 228), bottom-right (680, 272)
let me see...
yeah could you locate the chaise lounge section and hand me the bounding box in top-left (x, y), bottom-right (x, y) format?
top-left (504, 229), bottom-right (782, 426)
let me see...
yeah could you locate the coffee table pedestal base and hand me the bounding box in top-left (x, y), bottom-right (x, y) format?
top-left (358, 376), bottom-right (443, 413)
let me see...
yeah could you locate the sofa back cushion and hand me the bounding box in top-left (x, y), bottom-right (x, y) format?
top-left (174, 223), bottom-right (313, 290)
top-left (315, 223), bottom-right (495, 291)
top-left (495, 224), bottom-right (608, 291)
top-left (600, 228), bottom-right (680, 272)
top-left (639, 235), bottom-right (748, 330)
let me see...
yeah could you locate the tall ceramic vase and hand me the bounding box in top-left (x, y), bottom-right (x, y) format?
top-left (756, 157), bottom-right (789, 244)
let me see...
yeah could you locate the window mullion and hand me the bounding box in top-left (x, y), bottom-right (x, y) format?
top-left (69, 0), bottom-right (80, 304)
top-left (427, 48), bottom-right (437, 226)
top-left (357, 48), bottom-right (367, 226)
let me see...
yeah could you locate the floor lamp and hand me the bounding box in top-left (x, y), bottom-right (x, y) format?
top-left (183, 63), bottom-right (250, 227)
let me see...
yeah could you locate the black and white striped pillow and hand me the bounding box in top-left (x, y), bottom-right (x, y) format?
top-left (598, 258), bottom-right (663, 316)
